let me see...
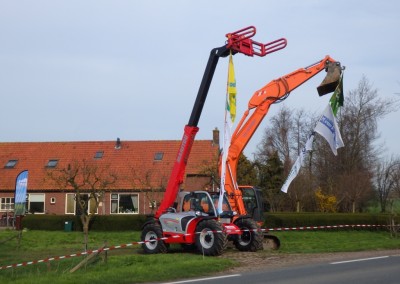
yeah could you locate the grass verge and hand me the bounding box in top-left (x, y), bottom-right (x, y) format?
top-left (0, 229), bottom-right (399, 283)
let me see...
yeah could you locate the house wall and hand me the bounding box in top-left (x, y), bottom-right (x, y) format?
top-left (1, 174), bottom-right (215, 217)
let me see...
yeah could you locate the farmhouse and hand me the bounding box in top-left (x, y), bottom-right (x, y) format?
top-left (0, 129), bottom-right (220, 217)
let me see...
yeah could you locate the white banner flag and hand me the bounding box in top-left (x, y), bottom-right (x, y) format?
top-left (314, 104), bottom-right (344, 156)
top-left (219, 119), bottom-right (232, 214)
top-left (281, 134), bottom-right (314, 193)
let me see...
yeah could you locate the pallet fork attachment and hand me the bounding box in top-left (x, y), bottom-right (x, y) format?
top-left (226, 26), bottom-right (287, 57)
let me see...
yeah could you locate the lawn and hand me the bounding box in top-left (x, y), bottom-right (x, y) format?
top-left (0, 228), bottom-right (399, 284)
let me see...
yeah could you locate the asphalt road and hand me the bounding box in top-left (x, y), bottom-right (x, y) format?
top-left (160, 253), bottom-right (400, 284)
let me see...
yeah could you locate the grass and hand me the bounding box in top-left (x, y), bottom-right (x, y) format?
top-left (0, 229), bottom-right (399, 283)
top-left (272, 230), bottom-right (400, 253)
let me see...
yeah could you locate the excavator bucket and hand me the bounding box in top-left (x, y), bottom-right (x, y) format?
top-left (317, 61), bottom-right (342, 96)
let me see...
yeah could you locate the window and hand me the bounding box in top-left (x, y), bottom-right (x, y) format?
top-left (94, 151), bottom-right (104, 159)
top-left (27, 194), bottom-right (45, 214)
top-left (65, 193), bottom-right (98, 215)
top-left (66, 194), bottom-right (75, 214)
top-left (154, 152), bottom-right (164, 161)
top-left (111, 193), bottom-right (139, 214)
top-left (5, 160), bottom-right (18, 168)
top-left (0, 197), bottom-right (14, 211)
top-left (46, 159), bottom-right (58, 168)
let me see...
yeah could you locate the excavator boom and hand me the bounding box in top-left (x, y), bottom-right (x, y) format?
top-left (224, 56), bottom-right (342, 214)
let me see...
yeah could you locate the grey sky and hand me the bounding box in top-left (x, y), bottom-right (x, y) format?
top-left (1, 1), bottom-right (399, 159)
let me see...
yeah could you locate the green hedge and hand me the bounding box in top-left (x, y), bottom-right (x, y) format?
top-left (264, 213), bottom-right (398, 229)
top-left (22, 215), bottom-right (147, 231)
top-left (20, 213), bottom-right (399, 231)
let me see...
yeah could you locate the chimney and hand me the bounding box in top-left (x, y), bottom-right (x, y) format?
top-left (115, 137), bottom-right (121, 149)
top-left (212, 127), bottom-right (219, 146)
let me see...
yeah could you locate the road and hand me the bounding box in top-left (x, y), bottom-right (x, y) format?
top-left (160, 252), bottom-right (400, 284)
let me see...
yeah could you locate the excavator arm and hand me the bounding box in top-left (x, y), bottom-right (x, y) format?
top-left (223, 56), bottom-right (342, 214)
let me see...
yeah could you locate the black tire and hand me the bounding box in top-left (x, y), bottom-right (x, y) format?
top-left (195, 220), bottom-right (227, 256)
top-left (233, 218), bottom-right (263, 252)
top-left (141, 223), bottom-right (168, 254)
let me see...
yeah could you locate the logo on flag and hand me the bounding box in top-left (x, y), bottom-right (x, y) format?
top-left (314, 104), bottom-right (344, 156)
top-left (227, 52), bottom-right (237, 123)
top-left (14, 170), bottom-right (28, 216)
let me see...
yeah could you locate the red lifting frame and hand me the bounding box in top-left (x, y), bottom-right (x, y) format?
top-left (226, 26), bottom-right (287, 57)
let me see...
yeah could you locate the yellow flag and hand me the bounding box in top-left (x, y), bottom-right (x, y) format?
top-left (227, 52), bottom-right (236, 122)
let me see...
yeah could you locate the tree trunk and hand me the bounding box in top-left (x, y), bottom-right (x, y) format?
top-left (81, 215), bottom-right (90, 251)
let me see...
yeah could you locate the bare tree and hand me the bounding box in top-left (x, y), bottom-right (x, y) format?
top-left (257, 105), bottom-right (293, 174)
top-left (286, 171), bottom-right (317, 212)
top-left (47, 159), bottom-right (117, 250)
top-left (312, 76), bottom-right (399, 211)
top-left (392, 160), bottom-right (400, 199)
top-left (336, 171), bottom-right (374, 212)
top-left (338, 76), bottom-right (398, 171)
top-left (128, 165), bottom-right (169, 214)
top-left (375, 157), bottom-right (400, 212)
top-left (254, 76), bottom-right (400, 212)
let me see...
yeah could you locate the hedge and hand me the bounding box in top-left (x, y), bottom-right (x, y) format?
top-left (264, 212), bottom-right (398, 229)
top-left (20, 213), bottom-right (399, 231)
top-left (22, 214), bottom-right (147, 231)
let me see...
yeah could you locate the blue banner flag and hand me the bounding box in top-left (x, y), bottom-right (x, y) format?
top-left (14, 170), bottom-right (28, 216)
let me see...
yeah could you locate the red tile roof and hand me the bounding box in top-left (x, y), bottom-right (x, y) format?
top-left (0, 139), bottom-right (219, 191)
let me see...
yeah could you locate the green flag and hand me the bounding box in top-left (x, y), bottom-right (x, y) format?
top-left (329, 74), bottom-right (344, 116)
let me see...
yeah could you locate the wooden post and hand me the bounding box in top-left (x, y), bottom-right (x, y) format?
top-left (103, 241), bottom-right (108, 264)
top-left (69, 245), bottom-right (105, 273)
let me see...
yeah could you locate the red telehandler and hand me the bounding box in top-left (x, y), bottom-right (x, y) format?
top-left (221, 56), bottom-right (343, 249)
top-left (140, 26), bottom-right (287, 256)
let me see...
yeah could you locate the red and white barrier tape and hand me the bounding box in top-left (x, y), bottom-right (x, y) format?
top-left (263, 224), bottom-right (386, 232)
top-left (0, 224), bottom-right (389, 271)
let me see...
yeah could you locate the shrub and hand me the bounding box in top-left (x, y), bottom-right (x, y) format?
top-left (22, 214), bottom-right (147, 231)
top-left (264, 212), bottom-right (397, 229)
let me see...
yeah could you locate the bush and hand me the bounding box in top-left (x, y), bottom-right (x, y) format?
top-left (264, 212), bottom-right (398, 229)
top-left (22, 213), bottom-right (398, 232)
top-left (22, 214), bottom-right (148, 231)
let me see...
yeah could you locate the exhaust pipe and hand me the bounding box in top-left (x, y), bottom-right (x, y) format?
top-left (317, 61), bottom-right (342, 96)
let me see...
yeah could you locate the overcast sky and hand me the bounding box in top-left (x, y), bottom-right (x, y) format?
top-left (1, 1), bottom-right (399, 159)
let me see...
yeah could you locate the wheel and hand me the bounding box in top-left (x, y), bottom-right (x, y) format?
top-left (195, 220), bottom-right (227, 256)
top-left (233, 218), bottom-right (263, 252)
top-left (141, 223), bottom-right (168, 254)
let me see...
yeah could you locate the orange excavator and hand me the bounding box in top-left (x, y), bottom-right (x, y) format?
top-left (221, 56), bottom-right (343, 248)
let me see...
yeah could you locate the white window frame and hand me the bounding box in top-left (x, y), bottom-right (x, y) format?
top-left (65, 193), bottom-right (98, 215)
top-left (110, 193), bottom-right (139, 214)
top-left (27, 194), bottom-right (45, 214)
top-left (0, 197), bottom-right (15, 212)
top-left (65, 193), bottom-right (75, 214)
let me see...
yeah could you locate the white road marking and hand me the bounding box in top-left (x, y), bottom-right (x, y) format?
top-left (331, 255), bottom-right (389, 265)
top-left (162, 274), bottom-right (241, 284)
